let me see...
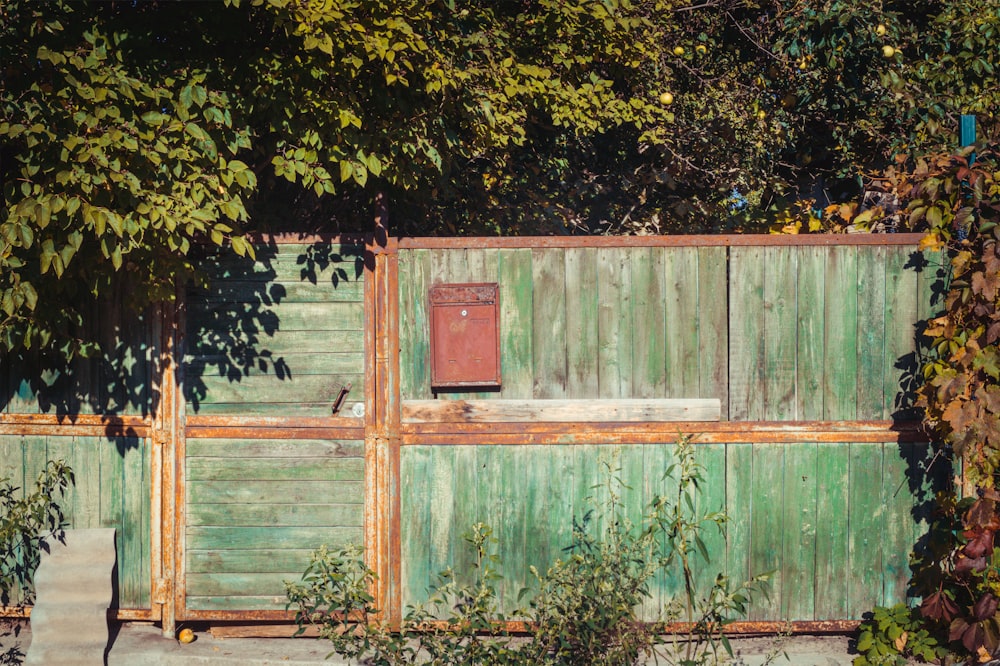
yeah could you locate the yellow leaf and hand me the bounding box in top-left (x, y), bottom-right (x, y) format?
top-left (919, 233), bottom-right (945, 252)
top-left (894, 631), bottom-right (907, 652)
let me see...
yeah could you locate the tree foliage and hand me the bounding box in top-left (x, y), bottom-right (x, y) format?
top-left (3, 0), bottom-right (1000, 357)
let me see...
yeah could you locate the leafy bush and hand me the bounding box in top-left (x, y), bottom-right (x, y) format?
top-left (853, 604), bottom-right (947, 666)
top-left (286, 436), bottom-right (773, 665)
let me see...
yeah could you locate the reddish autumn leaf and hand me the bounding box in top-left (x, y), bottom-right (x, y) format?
top-left (965, 499), bottom-right (1000, 530)
top-left (974, 593), bottom-right (999, 621)
top-left (922, 589), bottom-right (961, 622)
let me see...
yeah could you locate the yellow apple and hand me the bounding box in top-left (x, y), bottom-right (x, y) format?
top-left (673, 46), bottom-right (685, 56)
top-left (659, 92), bottom-right (674, 105)
top-left (695, 44), bottom-right (707, 55)
top-left (882, 45), bottom-right (896, 58)
top-left (876, 23), bottom-right (887, 36)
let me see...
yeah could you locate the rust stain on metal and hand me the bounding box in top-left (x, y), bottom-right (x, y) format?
top-left (398, 233), bottom-right (924, 250)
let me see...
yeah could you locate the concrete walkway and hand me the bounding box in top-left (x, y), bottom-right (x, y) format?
top-left (7, 620), bottom-right (859, 665)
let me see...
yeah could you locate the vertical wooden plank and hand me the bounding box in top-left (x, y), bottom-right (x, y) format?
top-left (725, 442), bottom-right (753, 608)
top-left (664, 248), bottom-right (700, 398)
top-left (749, 443), bottom-right (783, 620)
top-left (545, 444), bottom-right (575, 566)
top-left (763, 247), bottom-right (797, 420)
top-left (426, 446), bottom-right (454, 600)
top-left (0, 435), bottom-right (24, 492)
top-left (400, 446), bottom-right (431, 609)
top-left (498, 445), bottom-right (526, 614)
top-left (100, 437), bottom-right (124, 530)
top-left (139, 433), bottom-right (151, 607)
top-left (597, 248), bottom-right (632, 399)
top-left (698, 247), bottom-right (729, 416)
top-left (848, 442), bottom-right (884, 616)
top-left (780, 442), bottom-right (817, 620)
top-left (532, 248), bottom-right (567, 398)
top-left (729, 247), bottom-right (766, 420)
top-left (857, 246), bottom-right (887, 420)
top-left (397, 249), bottom-right (418, 400)
top-left (884, 246), bottom-right (920, 419)
top-left (449, 445), bottom-right (479, 593)
top-left (796, 246), bottom-right (826, 420)
top-left (630, 248), bottom-right (666, 398)
top-left (120, 433), bottom-right (145, 608)
top-left (823, 246), bottom-right (858, 420)
top-left (814, 441), bottom-right (850, 620)
top-left (498, 249), bottom-right (534, 399)
top-left (45, 436), bottom-right (76, 527)
top-left (522, 445), bottom-right (552, 599)
top-left (73, 436), bottom-right (101, 529)
top-left (564, 248), bottom-right (600, 398)
top-left (881, 442), bottom-right (915, 607)
top-left (693, 443), bottom-right (728, 599)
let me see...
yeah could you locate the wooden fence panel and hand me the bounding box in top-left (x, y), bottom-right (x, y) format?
top-left (0, 434), bottom-right (150, 609)
top-left (184, 242), bottom-right (366, 417)
top-left (184, 437), bottom-right (364, 612)
top-left (398, 440), bottom-right (928, 622)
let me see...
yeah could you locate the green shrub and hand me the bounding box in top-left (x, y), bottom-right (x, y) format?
top-left (286, 436), bottom-right (774, 665)
top-left (853, 604), bottom-right (948, 666)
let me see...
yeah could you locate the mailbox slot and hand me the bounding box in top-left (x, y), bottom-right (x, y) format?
top-left (429, 283), bottom-right (501, 389)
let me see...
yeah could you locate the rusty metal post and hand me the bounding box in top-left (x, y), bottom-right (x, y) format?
top-left (365, 194), bottom-right (402, 628)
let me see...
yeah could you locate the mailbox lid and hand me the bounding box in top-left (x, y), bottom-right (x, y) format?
top-left (429, 283), bottom-right (501, 388)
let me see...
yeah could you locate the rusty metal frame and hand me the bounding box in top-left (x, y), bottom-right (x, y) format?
top-left (398, 233), bottom-right (925, 249)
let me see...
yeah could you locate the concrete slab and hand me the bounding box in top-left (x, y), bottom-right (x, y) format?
top-left (7, 621), bottom-right (860, 665)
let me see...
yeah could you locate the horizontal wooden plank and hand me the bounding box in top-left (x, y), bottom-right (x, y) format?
top-left (187, 457), bottom-right (364, 481)
top-left (186, 573), bottom-right (306, 598)
top-left (186, 425), bottom-right (365, 439)
top-left (186, 438), bottom-right (363, 458)
top-left (185, 352), bottom-right (363, 377)
top-left (187, 549), bottom-right (321, 574)
top-left (187, 526), bottom-right (361, 550)
top-left (402, 399), bottom-right (722, 423)
top-left (191, 278), bottom-right (363, 302)
top-left (184, 596), bottom-right (294, 612)
top-left (190, 373), bottom-right (364, 406)
top-left (187, 301), bottom-right (363, 332)
top-left (397, 233), bottom-right (924, 249)
top-left (189, 502), bottom-right (363, 527)
top-left (185, 329), bottom-right (365, 357)
top-left (187, 480), bottom-right (364, 505)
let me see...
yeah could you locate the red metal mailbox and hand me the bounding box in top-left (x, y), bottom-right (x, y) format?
top-left (429, 283), bottom-right (501, 389)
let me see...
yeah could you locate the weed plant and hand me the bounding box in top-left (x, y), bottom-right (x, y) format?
top-left (286, 436), bottom-right (773, 665)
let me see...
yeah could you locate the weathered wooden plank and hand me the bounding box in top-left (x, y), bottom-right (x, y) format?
top-left (796, 246), bottom-right (826, 420)
top-left (857, 246), bottom-right (887, 420)
top-left (186, 595), bottom-right (290, 611)
top-left (190, 278), bottom-right (365, 304)
top-left (0, 436), bottom-right (24, 491)
top-left (763, 247), bottom-right (797, 420)
top-left (188, 301), bottom-right (364, 333)
top-left (45, 436), bottom-right (76, 526)
top-left (728, 247), bottom-right (766, 421)
top-left (186, 457), bottom-right (364, 481)
top-left (188, 480), bottom-right (364, 505)
top-left (185, 439), bottom-right (364, 459)
top-left (426, 445), bottom-right (454, 597)
top-left (187, 503), bottom-right (363, 527)
top-left (724, 442), bottom-right (752, 610)
top-left (187, 549), bottom-right (317, 574)
top-left (749, 443), bottom-right (783, 621)
top-left (630, 248), bottom-right (666, 398)
top-left (400, 446), bottom-right (432, 608)
top-left (881, 443), bottom-right (915, 606)
top-left (698, 247), bottom-right (729, 416)
top-left (99, 437), bottom-right (125, 530)
top-left (693, 444), bottom-right (728, 600)
top-left (498, 249), bottom-right (534, 399)
top-left (185, 352), bottom-right (364, 377)
top-left (521, 445), bottom-right (553, 605)
top-left (187, 573), bottom-right (308, 597)
top-left (188, 330), bottom-right (365, 359)
top-left (497, 444), bottom-right (526, 613)
top-left (187, 402), bottom-right (362, 417)
top-left (883, 247), bottom-right (920, 419)
top-left (780, 442), bottom-right (817, 620)
top-left (847, 442), bottom-right (883, 616)
top-left (664, 248), bottom-right (700, 398)
top-left (192, 373), bottom-right (364, 405)
top-left (824, 246), bottom-right (859, 420)
top-left (121, 435), bottom-right (147, 608)
top-left (532, 248), bottom-right (568, 398)
top-left (564, 248), bottom-right (599, 398)
top-left (187, 526), bottom-right (362, 551)
top-left (402, 399), bottom-right (721, 423)
top-left (597, 248), bottom-right (632, 399)
top-left (73, 436), bottom-right (101, 528)
top-left (448, 445), bottom-right (479, 592)
top-left (814, 442), bottom-right (850, 619)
